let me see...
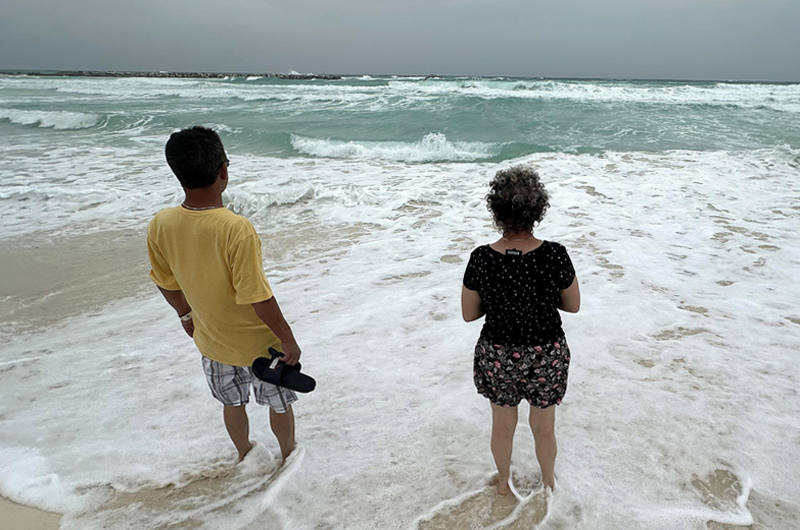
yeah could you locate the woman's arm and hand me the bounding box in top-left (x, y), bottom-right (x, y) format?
top-left (461, 286), bottom-right (485, 322)
top-left (558, 277), bottom-right (581, 313)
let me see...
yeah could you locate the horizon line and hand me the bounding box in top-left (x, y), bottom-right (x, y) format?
top-left (1, 69), bottom-right (799, 84)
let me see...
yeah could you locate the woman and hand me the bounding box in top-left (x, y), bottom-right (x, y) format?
top-left (462, 165), bottom-right (580, 495)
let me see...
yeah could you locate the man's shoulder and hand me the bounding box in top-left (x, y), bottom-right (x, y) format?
top-left (197, 209), bottom-right (260, 244)
top-left (219, 210), bottom-right (258, 238)
top-left (147, 207), bottom-right (259, 245)
top-left (148, 207), bottom-right (179, 232)
top-left (149, 207), bottom-right (252, 228)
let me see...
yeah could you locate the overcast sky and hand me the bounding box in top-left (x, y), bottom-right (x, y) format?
top-left (1, 0), bottom-right (798, 81)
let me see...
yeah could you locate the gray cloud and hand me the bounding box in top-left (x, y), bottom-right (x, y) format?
top-left (1, 0), bottom-right (798, 80)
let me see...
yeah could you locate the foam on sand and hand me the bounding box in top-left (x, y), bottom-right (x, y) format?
top-left (1, 143), bottom-right (799, 527)
top-left (61, 442), bottom-right (303, 530)
top-left (414, 471), bottom-right (552, 530)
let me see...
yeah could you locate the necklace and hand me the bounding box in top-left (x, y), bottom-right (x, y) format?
top-left (181, 203), bottom-right (223, 211)
top-left (502, 234), bottom-right (534, 242)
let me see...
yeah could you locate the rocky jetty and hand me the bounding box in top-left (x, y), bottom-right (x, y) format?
top-left (1, 70), bottom-right (342, 80)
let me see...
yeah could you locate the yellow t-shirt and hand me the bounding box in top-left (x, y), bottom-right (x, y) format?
top-left (147, 206), bottom-right (280, 366)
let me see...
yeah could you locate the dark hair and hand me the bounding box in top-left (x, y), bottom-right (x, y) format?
top-left (165, 126), bottom-right (227, 189)
top-left (486, 165), bottom-right (550, 233)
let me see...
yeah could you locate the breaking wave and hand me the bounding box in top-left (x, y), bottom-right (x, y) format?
top-left (0, 109), bottom-right (101, 129)
top-left (290, 132), bottom-right (502, 163)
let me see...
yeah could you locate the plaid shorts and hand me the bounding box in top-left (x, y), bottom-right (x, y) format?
top-left (201, 356), bottom-right (298, 413)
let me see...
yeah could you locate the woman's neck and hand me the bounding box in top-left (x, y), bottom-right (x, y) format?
top-left (491, 230), bottom-right (543, 255)
top-left (502, 230), bottom-right (535, 241)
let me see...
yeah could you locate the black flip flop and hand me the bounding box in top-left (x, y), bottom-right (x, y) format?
top-left (252, 348), bottom-right (316, 393)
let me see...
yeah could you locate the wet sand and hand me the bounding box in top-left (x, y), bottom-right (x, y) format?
top-left (708, 490), bottom-right (800, 530)
top-left (0, 496), bottom-right (60, 530)
top-left (0, 229), bottom-right (150, 530)
top-left (0, 228), bottom-right (151, 336)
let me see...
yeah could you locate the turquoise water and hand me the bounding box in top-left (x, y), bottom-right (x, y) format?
top-left (2, 76), bottom-right (799, 161)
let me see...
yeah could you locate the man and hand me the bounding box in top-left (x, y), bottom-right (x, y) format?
top-left (147, 126), bottom-right (301, 462)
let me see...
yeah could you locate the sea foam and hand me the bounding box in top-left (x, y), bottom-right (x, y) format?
top-left (290, 132), bottom-right (501, 163)
top-left (0, 108), bottom-right (101, 129)
top-left (4, 75), bottom-right (799, 114)
top-left (2, 146), bottom-right (800, 529)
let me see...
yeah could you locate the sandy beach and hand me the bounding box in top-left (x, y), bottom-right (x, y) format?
top-left (0, 496), bottom-right (60, 530)
top-left (0, 228), bottom-right (150, 336)
top-left (0, 228), bottom-right (147, 530)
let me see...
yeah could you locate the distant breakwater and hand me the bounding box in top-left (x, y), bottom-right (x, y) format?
top-left (0, 70), bottom-right (342, 80)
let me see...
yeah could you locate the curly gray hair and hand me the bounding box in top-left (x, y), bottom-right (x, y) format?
top-left (486, 165), bottom-right (550, 233)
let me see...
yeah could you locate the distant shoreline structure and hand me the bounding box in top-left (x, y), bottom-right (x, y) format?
top-left (0, 70), bottom-right (342, 80)
top-left (0, 70), bottom-right (796, 84)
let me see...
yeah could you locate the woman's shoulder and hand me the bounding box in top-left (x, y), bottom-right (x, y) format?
top-left (540, 240), bottom-right (569, 253)
top-left (469, 244), bottom-right (496, 258)
top-left (538, 241), bottom-right (574, 270)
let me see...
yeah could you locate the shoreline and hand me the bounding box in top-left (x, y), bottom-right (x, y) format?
top-left (0, 228), bottom-right (151, 337)
top-left (0, 496), bottom-right (60, 530)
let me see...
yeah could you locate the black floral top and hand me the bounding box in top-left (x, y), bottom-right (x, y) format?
top-left (463, 241), bottom-right (575, 346)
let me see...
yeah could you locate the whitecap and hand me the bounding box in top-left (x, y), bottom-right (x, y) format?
top-left (0, 108), bottom-right (101, 129)
top-left (290, 132), bottom-right (502, 163)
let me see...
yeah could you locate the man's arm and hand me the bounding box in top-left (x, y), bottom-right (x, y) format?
top-left (157, 286), bottom-right (194, 337)
top-left (251, 297), bottom-right (301, 365)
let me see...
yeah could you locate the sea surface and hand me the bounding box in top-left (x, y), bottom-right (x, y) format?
top-left (1, 74), bottom-right (799, 529)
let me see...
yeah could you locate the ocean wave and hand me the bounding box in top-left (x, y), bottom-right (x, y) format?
top-left (290, 132), bottom-right (502, 163)
top-left (0, 108), bottom-right (101, 129)
top-left (227, 187), bottom-right (315, 218)
top-left (386, 79), bottom-right (800, 112)
top-left (1, 144), bottom-right (798, 240)
top-left (38, 79), bottom-right (385, 106)
top-left (6, 75), bottom-right (797, 113)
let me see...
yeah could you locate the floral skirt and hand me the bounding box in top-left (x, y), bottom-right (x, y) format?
top-left (473, 336), bottom-right (570, 408)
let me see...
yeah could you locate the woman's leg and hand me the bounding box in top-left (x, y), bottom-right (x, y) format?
top-left (490, 403), bottom-right (518, 495)
top-left (528, 405), bottom-right (557, 489)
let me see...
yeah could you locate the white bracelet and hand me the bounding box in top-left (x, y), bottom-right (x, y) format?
top-left (180, 311), bottom-right (193, 322)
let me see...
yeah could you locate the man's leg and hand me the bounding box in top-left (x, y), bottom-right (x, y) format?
top-left (270, 405), bottom-right (295, 461)
top-left (490, 403), bottom-right (518, 496)
top-left (223, 404), bottom-right (253, 462)
top-left (529, 405), bottom-right (557, 489)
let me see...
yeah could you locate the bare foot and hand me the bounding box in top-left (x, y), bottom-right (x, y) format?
top-left (236, 442), bottom-right (254, 463)
top-left (279, 441), bottom-right (296, 465)
top-left (497, 480), bottom-right (511, 496)
top-left (542, 475), bottom-right (555, 490)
